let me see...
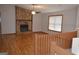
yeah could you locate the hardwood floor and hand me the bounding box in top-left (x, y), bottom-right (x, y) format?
top-left (1, 32), bottom-right (35, 55)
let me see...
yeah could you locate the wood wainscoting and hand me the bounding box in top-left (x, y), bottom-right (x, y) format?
top-left (0, 34), bottom-right (2, 51)
top-left (50, 31), bottom-right (77, 49)
top-left (34, 31), bottom-right (77, 55)
top-left (50, 42), bottom-right (72, 55)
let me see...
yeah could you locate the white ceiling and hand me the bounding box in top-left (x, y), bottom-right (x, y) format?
top-left (16, 4), bottom-right (78, 13)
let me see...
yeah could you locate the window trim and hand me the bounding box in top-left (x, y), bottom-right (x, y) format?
top-left (48, 15), bottom-right (63, 32)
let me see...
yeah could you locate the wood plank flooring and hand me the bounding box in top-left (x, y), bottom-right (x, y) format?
top-left (1, 32), bottom-right (35, 55)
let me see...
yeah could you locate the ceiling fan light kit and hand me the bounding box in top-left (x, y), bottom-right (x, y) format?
top-left (31, 4), bottom-right (36, 15)
top-left (32, 10), bottom-right (36, 14)
top-left (31, 4), bottom-right (41, 15)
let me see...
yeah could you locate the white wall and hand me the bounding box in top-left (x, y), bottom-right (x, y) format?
top-left (76, 7), bottom-right (79, 28)
top-left (0, 5), bottom-right (16, 34)
top-left (41, 8), bottom-right (77, 33)
top-left (32, 14), bottom-right (42, 32)
top-left (76, 7), bottom-right (79, 37)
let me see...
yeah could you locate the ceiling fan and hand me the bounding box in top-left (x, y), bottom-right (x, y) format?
top-left (31, 4), bottom-right (41, 14)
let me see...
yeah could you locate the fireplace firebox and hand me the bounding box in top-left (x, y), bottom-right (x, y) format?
top-left (20, 24), bottom-right (28, 32)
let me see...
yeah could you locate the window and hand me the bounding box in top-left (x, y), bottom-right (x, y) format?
top-left (48, 15), bottom-right (63, 32)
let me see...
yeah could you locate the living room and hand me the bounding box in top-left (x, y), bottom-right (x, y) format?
top-left (0, 4), bottom-right (79, 55)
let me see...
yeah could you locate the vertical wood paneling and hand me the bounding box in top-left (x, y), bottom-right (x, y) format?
top-left (50, 42), bottom-right (72, 55)
top-left (50, 31), bottom-right (77, 49)
top-left (34, 31), bottom-right (77, 55)
top-left (34, 33), bottom-right (50, 55)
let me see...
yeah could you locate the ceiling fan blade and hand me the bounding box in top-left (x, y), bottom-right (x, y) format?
top-left (36, 11), bottom-right (41, 14)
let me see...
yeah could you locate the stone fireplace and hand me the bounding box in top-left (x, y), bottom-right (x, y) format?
top-left (16, 20), bottom-right (32, 33)
top-left (16, 6), bottom-right (32, 33)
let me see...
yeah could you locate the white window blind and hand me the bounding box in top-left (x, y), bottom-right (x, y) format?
top-left (49, 16), bottom-right (62, 32)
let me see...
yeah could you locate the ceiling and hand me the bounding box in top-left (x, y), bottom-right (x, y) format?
top-left (16, 4), bottom-right (78, 13)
